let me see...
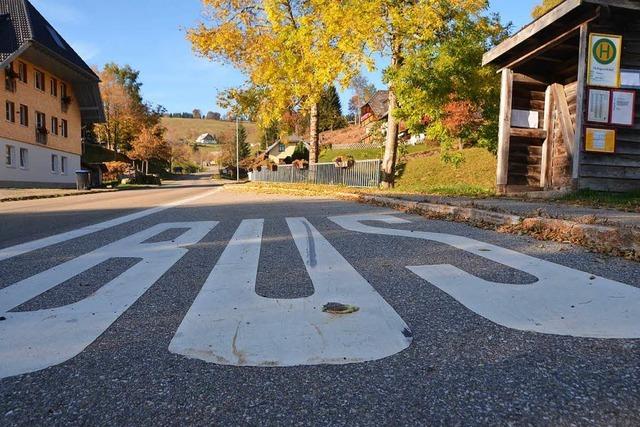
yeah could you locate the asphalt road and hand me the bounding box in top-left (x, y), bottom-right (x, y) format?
top-left (1, 177), bottom-right (639, 426)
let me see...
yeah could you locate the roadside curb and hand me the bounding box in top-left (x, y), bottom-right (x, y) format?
top-left (518, 217), bottom-right (640, 257)
top-left (0, 189), bottom-right (117, 203)
top-left (341, 193), bottom-right (639, 260)
top-left (355, 195), bottom-right (523, 226)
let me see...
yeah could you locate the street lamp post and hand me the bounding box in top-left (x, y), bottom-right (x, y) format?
top-left (236, 117), bottom-right (240, 182)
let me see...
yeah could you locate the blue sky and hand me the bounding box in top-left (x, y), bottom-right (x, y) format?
top-left (32, 0), bottom-right (540, 115)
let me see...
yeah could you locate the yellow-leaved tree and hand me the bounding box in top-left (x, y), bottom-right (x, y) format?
top-left (188, 0), bottom-right (372, 163)
top-left (532, 0), bottom-right (564, 19)
top-left (355, 0), bottom-right (488, 187)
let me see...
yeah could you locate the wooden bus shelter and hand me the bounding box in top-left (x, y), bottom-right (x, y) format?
top-left (483, 0), bottom-right (640, 194)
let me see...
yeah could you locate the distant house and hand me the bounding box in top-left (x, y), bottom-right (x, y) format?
top-left (264, 135), bottom-right (309, 164)
top-left (360, 90), bottom-right (389, 126)
top-left (196, 133), bottom-right (217, 145)
top-left (359, 90), bottom-right (414, 145)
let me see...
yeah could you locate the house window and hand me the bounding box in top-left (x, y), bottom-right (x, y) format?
top-left (36, 111), bottom-right (46, 129)
top-left (19, 148), bottom-right (28, 169)
top-left (278, 143), bottom-right (286, 152)
top-left (61, 156), bottom-right (67, 174)
top-left (61, 119), bottom-right (68, 137)
top-left (17, 62), bottom-right (27, 84)
top-left (51, 116), bottom-right (59, 135)
top-left (50, 78), bottom-right (58, 97)
top-left (5, 145), bottom-right (15, 167)
top-left (60, 82), bottom-right (69, 112)
top-left (35, 69), bottom-right (45, 91)
top-left (36, 111), bottom-right (47, 144)
top-left (5, 63), bottom-right (16, 92)
top-left (5, 101), bottom-right (15, 122)
top-left (51, 154), bottom-right (58, 173)
top-left (19, 104), bottom-right (28, 126)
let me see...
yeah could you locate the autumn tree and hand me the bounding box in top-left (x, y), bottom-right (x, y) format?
top-left (129, 125), bottom-right (171, 175)
top-left (357, 0), bottom-right (487, 187)
top-left (167, 139), bottom-right (192, 172)
top-left (193, 109), bottom-right (202, 119)
top-left (532, 0), bottom-right (564, 19)
top-left (103, 63), bottom-right (143, 105)
top-left (93, 64), bottom-right (164, 159)
top-left (93, 68), bottom-right (139, 156)
top-left (189, 0), bottom-right (372, 163)
top-left (393, 7), bottom-right (509, 158)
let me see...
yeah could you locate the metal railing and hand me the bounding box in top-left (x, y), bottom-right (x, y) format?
top-left (250, 159), bottom-right (381, 188)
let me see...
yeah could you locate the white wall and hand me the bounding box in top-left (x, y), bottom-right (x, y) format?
top-left (0, 137), bottom-right (81, 187)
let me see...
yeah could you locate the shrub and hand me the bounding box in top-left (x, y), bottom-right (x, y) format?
top-left (105, 161), bottom-right (133, 181)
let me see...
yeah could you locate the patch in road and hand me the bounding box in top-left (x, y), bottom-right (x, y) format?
top-left (330, 212), bottom-right (640, 339)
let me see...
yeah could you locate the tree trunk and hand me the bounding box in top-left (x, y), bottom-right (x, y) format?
top-left (381, 46), bottom-right (403, 188)
top-left (309, 102), bottom-right (319, 164)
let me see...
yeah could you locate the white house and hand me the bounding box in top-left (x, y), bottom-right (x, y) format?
top-left (196, 133), bottom-right (217, 145)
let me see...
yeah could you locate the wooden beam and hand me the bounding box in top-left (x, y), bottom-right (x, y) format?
top-left (513, 73), bottom-right (548, 86)
top-left (483, 0), bottom-right (582, 66)
top-left (497, 69), bottom-right (514, 194)
top-left (552, 83), bottom-right (576, 157)
top-left (584, 0), bottom-right (640, 10)
top-left (572, 23), bottom-right (589, 185)
top-left (541, 85), bottom-right (555, 189)
top-left (504, 25), bottom-right (581, 70)
top-left (510, 128), bottom-right (548, 139)
top-left (537, 56), bottom-right (565, 63)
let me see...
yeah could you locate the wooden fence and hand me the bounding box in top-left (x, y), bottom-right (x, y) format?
top-left (249, 160), bottom-right (381, 188)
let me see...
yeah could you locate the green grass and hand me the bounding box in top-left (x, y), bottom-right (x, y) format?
top-left (317, 144), bottom-right (497, 197)
top-left (558, 189), bottom-right (640, 211)
top-left (162, 117), bottom-right (259, 145)
top-left (391, 147), bottom-right (497, 197)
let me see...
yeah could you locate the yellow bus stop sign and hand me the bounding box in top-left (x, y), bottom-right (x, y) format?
top-left (588, 33), bottom-right (622, 87)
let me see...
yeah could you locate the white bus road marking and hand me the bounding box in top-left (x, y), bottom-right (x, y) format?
top-left (0, 187), bottom-right (221, 263)
top-left (329, 213), bottom-right (640, 339)
top-left (0, 222), bottom-right (218, 380)
top-left (169, 218), bottom-right (412, 367)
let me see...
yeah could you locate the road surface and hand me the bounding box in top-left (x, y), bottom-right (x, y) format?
top-left (1, 176), bottom-right (639, 425)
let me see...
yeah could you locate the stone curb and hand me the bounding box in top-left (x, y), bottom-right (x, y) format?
top-left (353, 194), bottom-right (523, 226)
top-left (344, 193), bottom-right (639, 257)
top-left (0, 189), bottom-right (117, 203)
top-left (520, 217), bottom-right (640, 255)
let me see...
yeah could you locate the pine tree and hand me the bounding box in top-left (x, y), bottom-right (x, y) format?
top-left (237, 124), bottom-right (251, 161)
top-left (318, 86), bottom-right (347, 132)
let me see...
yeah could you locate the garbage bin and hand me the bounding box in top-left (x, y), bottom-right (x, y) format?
top-left (75, 170), bottom-right (91, 190)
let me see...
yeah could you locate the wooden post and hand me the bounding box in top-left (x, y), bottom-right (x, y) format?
top-left (541, 85), bottom-right (555, 189)
top-left (309, 103), bottom-right (319, 164)
top-left (496, 68), bottom-right (513, 194)
top-left (552, 83), bottom-right (575, 154)
top-left (572, 23), bottom-right (589, 188)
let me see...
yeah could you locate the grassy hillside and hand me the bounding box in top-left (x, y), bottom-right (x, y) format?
top-left (162, 117), bottom-right (260, 145)
top-left (393, 147), bottom-right (496, 196)
top-left (319, 144), bottom-right (497, 196)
